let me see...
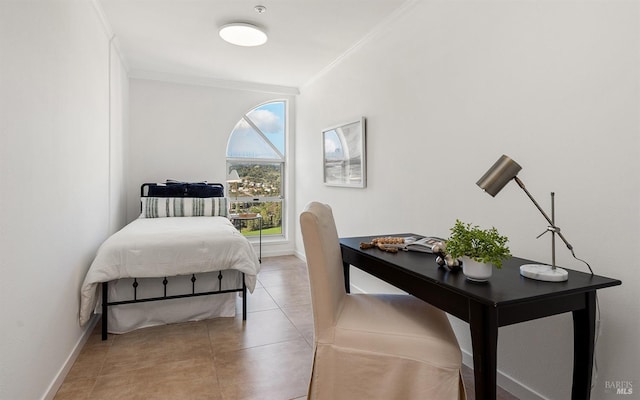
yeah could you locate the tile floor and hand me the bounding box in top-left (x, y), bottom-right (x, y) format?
top-left (55, 255), bottom-right (518, 400)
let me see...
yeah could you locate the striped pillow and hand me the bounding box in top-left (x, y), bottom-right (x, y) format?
top-left (140, 197), bottom-right (228, 218)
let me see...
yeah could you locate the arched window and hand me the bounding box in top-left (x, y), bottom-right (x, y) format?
top-left (226, 101), bottom-right (286, 237)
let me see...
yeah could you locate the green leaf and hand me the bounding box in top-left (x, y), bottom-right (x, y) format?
top-left (445, 219), bottom-right (511, 269)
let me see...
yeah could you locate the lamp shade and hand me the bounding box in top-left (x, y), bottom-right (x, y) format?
top-left (476, 155), bottom-right (522, 197)
top-left (227, 170), bottom-right (241, 183)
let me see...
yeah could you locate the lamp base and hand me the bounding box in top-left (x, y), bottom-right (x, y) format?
top-left (520, 264), bottom-right (568, 282)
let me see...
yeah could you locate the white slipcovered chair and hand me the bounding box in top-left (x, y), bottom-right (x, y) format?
top-left (300, 201), bottom-right (466, 400)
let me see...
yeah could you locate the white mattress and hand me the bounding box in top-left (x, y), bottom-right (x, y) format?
top-left (80, 216), bottom-right (260, 327)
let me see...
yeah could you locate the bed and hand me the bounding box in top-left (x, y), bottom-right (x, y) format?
top-left (79, 181), bottom-right (261, 339)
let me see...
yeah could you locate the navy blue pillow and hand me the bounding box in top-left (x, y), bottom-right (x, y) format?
top-left (187, 183), bottom-right (224, 198)
top-left (148, 183), bottom-right (188, 197)
top-left (146, 182), bottom-right (224, 197)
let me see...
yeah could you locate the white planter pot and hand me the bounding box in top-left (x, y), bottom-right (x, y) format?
top-left (462, 257), bottom-right (493, 282)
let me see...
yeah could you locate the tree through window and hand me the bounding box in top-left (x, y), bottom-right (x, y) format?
top-left (226, 101), bottom-right (285, 236)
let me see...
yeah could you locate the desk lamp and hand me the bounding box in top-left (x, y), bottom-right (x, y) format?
top-left (227, 169), bottom-right (241, 214)
top-left (476, 155), bottom-right (590, 282)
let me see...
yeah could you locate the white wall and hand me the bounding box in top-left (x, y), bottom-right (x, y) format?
top-left (295, 1), bottom-right (639, 399)
top-left (110, 38), bottom-right (130, 234)
top-left (0, 2), bottom-right (128, 399)
top-left (128, 78), bottom-right (296, 255)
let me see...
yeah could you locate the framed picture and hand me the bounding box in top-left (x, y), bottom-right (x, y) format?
top-left (322, 117), bottom-right (366, 188)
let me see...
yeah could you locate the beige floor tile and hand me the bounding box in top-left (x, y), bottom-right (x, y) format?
top-left (257, 267), bottom-right (309, 289)
top-left (55, 256), bottom-right (518, 400)
top-left (281, 302), bottom-right (315, 345)
top-left (258, 258), bottom-right (307, 275)
top-left (91, 358), bottom-right (220, 400)
top-left (64, 345), bottom-right (110, 380)
top-left (263, 284), bottom-right (312, 309)
top-left (236, 286), bottom-right (279, 313)
top-left (102, 321), bottom-right (212, 375)
top-left (215, 338), bottom-right (312, 400)
top-left (207, 309), bottom-right (304, 355)
top-left (54, 377), bottom-right (95, 400)
top-left (84, 322), bottom-right (115, 347)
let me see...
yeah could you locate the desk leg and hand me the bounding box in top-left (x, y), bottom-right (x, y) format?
top-left (342, 262), bottom-right (350, 293)
top-left (469, 302), bottom-right (498, 400)
top-left (571, 291), bottom-right (596, 400)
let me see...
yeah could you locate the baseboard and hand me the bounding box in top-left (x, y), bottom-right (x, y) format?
top-left (261, 248), bottom-right (297, 258)
top-left (42, 315), bottom-right (99, 400)
top-left (251, 238), bottom-right (296, 259)
top-left (461, 349), bottom-right (549, 400)
top-left (293, 249), bottom-right (306, 261)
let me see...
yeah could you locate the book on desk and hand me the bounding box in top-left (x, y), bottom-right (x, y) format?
top-left (384, 236), bottom-right (446, 253)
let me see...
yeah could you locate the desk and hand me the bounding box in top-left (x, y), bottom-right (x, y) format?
top-left (340, 234), bottom-right (621, 400)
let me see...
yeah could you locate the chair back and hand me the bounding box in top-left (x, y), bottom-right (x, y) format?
top-left (300, 202), bottom-right (347, 340)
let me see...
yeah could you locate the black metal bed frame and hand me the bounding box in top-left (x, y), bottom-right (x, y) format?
top-left (101, 272), bottom-right (246, 340)
top-left (100, 181), bottom-right (247, 340)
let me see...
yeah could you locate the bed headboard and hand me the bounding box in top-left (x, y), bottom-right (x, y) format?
top-left (139, 181), bottom-right (228, 218)
top-left (141, 181), bottom-right (224, 198)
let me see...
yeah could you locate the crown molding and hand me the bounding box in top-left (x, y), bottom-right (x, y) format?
top-left (128, 69), bottom-right (300, 95)
top-left (91, 0), bottom-right (130, 71)
top-left (301, 0), bottom-right (420, 91)
top-left (90, 0), bottom-right (113, 39)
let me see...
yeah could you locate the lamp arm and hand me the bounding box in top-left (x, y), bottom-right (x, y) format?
top-left (513, 177), bottom-right (574, 251)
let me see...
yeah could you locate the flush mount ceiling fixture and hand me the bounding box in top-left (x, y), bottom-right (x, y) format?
top-left (219, 23), bottom-right (267, 46)
top-left (219, 5), bottom-right (267, 47)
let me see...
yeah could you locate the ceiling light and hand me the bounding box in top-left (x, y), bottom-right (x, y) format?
top-left (219, 23), bottom-right (267, 47)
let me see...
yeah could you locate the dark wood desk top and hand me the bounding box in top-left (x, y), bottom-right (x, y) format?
top-left (340, 234), bottom-right (621, 309)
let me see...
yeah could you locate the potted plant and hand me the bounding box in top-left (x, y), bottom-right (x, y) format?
top-left (445, 219), bottom-right (511, 281)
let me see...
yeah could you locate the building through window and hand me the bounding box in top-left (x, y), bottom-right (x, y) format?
top-left (226, 101), bottom-right (285, 237)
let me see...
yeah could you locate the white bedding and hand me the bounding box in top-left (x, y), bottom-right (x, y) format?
top-left (79, 216), bottom-right (260, 326)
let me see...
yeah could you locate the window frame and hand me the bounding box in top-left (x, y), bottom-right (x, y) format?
top-left (225, 100), bottom-right (287, 238)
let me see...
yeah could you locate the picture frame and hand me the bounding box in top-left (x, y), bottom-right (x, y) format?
top-left (322, 117), bottom-right (366, 188)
